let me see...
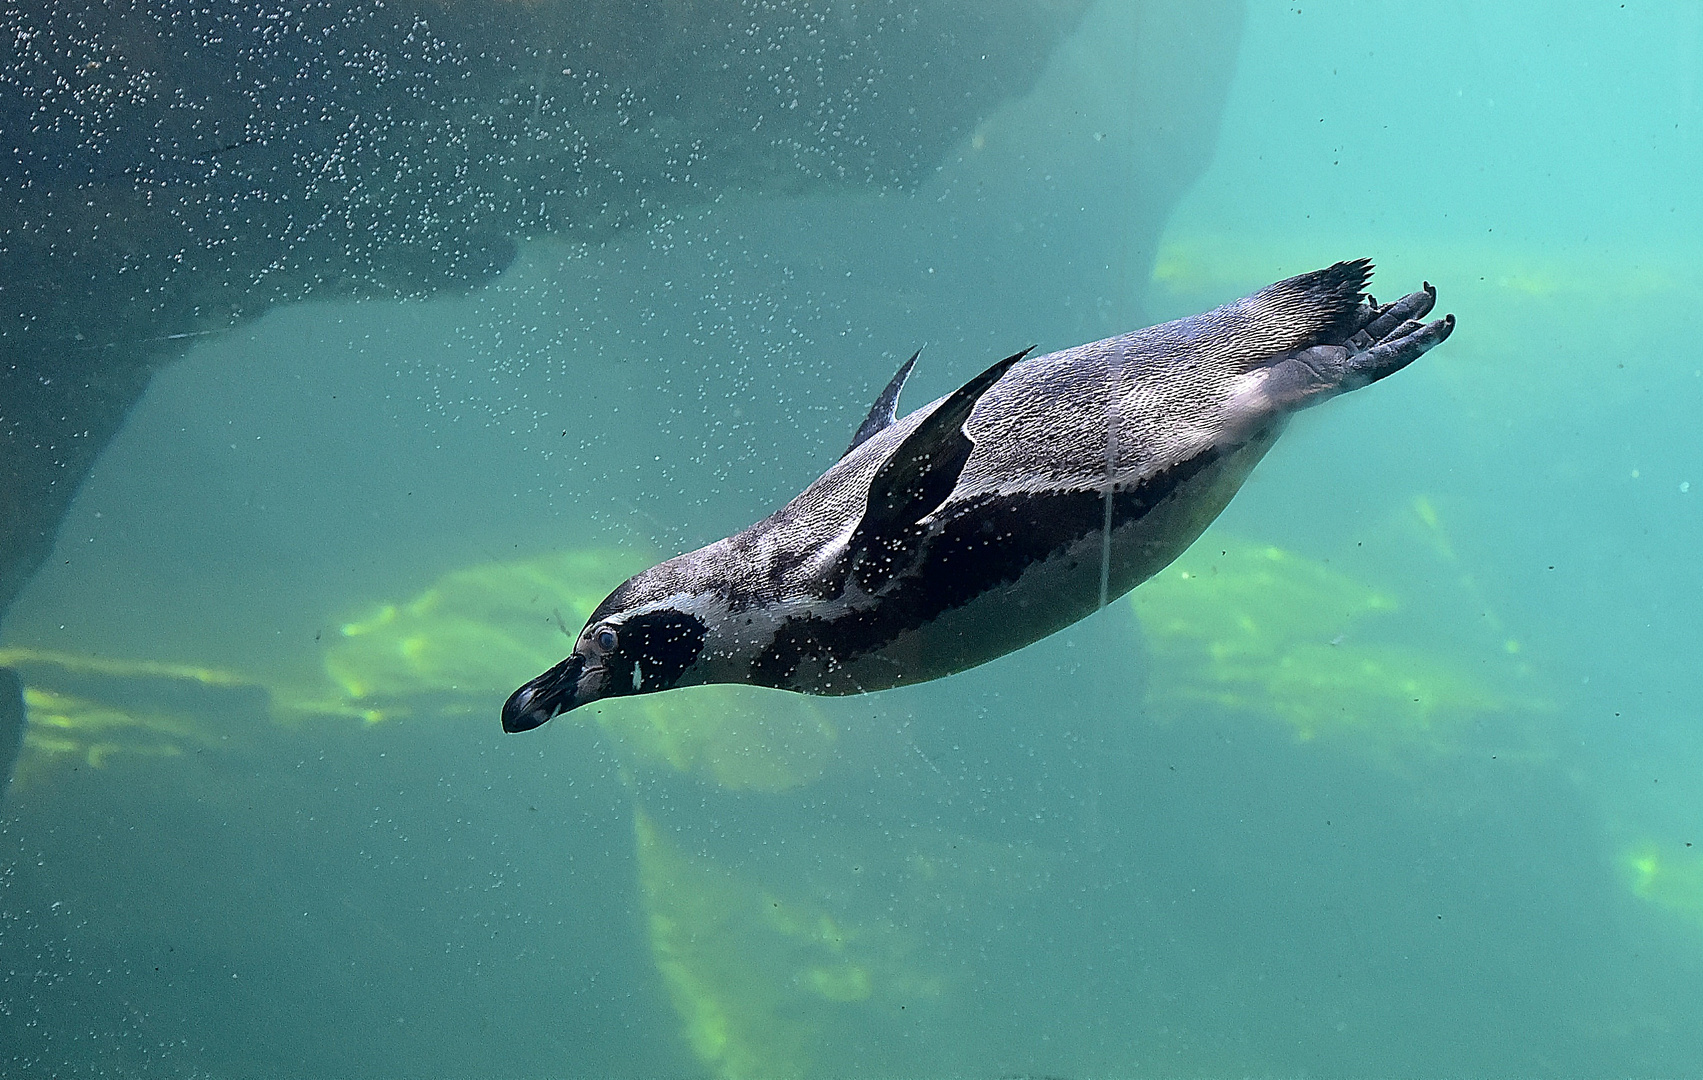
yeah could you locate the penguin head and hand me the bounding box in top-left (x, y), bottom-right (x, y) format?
top-left (502, 583), bottom-right (713, 732)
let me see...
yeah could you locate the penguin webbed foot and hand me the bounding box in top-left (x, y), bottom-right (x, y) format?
top-left (1343, 287), bottom-right (1454, 388)
top-left (1261, 283), bottom-right (1453, 409)
top-left (1345, 281), bottom-right (1438, 349)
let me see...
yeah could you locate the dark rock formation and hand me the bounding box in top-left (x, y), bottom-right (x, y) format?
top-left (0, 0), bottom-right (1101, 618)
top-left (0, 667), bottom-right (20, 796)
top-left (0, 6), bottom-right (1264, 1071)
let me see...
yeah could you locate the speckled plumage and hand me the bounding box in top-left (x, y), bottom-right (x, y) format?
top-left (503, 260), bottom-right (1453, 732)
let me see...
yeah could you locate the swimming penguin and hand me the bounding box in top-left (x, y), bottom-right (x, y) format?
top-left (503, 260), bottom-right (1452, 732)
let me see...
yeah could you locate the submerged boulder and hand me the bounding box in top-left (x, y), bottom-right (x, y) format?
top-left (0, 0), bottom-right (1165, 621)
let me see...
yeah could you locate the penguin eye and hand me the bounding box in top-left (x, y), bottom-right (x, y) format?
top-left (592, 626), bottom-right (619, 653)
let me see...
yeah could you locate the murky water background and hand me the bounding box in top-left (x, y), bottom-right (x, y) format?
top-left (5, 2), bottom-right (1703, 1076)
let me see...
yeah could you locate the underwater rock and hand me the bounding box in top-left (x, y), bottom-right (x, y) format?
top-left (0, 543), bottom-right (843, 794)
top-left (1129, 535), bottom-right (1550, 761)
top-left (0, 667), bottom-right (21, 798)
top-left (321, 546), bottom-right (840, 788)
top-left (324, 547), bottom-right (650, 719)
top-left (603, 684), bottom-right (839, 793)
top-left (632, 805), bottom-right (949, 1080)
top-left (1626, 841), bottom-right (1703, 934)
top-left (0, 647), bottom-right (272, 788)
top-left (2, 0), bottom-right (1248, 623)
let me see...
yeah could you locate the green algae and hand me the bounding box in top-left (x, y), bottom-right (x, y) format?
top-left (324, 547), bottom-right (648, 721)
top-left (1130, 535), bottom-right (1547, 758)
top-left (1626, 841), bottom-right (1703, 933)
top-left (597, 684), bottom-right (837, 793)
top-left (633, 808), bottom-right (932, 1080)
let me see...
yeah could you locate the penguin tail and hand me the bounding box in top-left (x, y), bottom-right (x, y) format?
top-left (1242, 258), bottom-right (1376, 350)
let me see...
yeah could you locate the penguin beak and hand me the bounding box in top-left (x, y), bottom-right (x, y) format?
top-left (502, 654), bottom-right (588, 733)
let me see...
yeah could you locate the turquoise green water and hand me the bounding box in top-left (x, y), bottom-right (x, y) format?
top-left (5, 2), bottom-right (1703, 1076)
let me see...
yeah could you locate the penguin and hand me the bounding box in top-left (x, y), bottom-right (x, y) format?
top-left (503, 259), bottom-right (1453, 733)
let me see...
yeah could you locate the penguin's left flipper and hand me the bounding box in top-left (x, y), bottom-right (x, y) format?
top-left (850, 346), bottom-right (1033, 592)
top-left (1260, 285), bottom-right (1454, 410)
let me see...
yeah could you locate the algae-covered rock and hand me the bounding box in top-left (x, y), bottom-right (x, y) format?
top-left (1625, 841), bottom-right (1703, 933)
top-left (324, 548), bottom-right (648, 721)
top-left (599, 685), bottom-right (837, 793)
top-left (1132, 540), bottom-right (1398, 658)
top-left (3, 545), bottom-right (842, 797)
top-left (0, 646), bottom-right (269, 788)
top-left (17, 687), bottom-right (197, 779)
top-left (633, 808), bottom-right (931, 1080)
top-left (0, 669), bottom-right (20, 794)
top-left (1130, 537), bottom-right (1546, 757)
top-left (325, 546), bottom-right (840, 790)
top-left (2, 547), bottom-right (650, 783)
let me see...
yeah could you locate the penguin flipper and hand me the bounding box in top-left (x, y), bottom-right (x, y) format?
top-left (842, 349), bottom-right (921, 458)
top-left (850, 346), bottom-right (1032, 591)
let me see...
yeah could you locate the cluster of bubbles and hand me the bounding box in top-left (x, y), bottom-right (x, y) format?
top-left (0, 0), bottom-right (1090, 613)
top-left (1, 0), bottom-right (1089, 348)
